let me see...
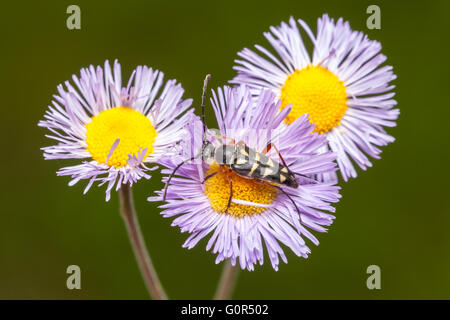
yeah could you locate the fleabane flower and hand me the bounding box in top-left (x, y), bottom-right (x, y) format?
top-left (39, 60), bottom-right (193, 200)
top-left (232, 14), bottom-right (399, 181)
top-left (149, 85), bottom-right (340, 271)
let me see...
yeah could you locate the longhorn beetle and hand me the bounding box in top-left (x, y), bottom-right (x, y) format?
top-left (163, 75), bottom-right (317, 216)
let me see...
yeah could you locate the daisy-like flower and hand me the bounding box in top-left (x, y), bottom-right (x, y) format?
top-left (150, 85), bottom-right (340, 271)
top-left (232, 14), bottom-right (399, 181)
top-left (39, 60), bottom-right (193, 200)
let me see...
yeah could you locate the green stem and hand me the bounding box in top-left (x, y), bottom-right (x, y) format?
top-left (119, 184), bottom-right (167, 300)
top-left (214, 260), bottom-right (240, 300)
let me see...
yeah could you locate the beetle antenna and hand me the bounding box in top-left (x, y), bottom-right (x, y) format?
top-left (164, 75), bottom-right (212, 202)
top-left (201, 74), bottom-right (211, 145)
top-left (163, 156), bottom-right (197, 201)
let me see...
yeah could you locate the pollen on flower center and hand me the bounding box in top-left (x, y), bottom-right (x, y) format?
top-left (280, 65), bottom-right (348, 134)
top-left (204, 163), bottom-right (278, 218)
top-left (85, 106), bottom-right (157, 168)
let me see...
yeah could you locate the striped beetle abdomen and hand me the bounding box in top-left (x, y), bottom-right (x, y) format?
top-left (230, 145), bottom-right (299, 188)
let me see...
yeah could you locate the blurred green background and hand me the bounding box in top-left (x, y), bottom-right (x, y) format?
top-left (1, 0), bottom-right (449, 299)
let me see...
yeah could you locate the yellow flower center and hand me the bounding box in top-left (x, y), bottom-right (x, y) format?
top-left (85, 106), bottom-right (157, 168)
top-left (204, 163), bottom-right (278, 218)
top-left (280, 65), bottom-right (348, 134)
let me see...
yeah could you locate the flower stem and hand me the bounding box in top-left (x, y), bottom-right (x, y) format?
top-left (119, 184), bottom-right (167, 300)
top-left (214, 260), bottom-right (240, 300)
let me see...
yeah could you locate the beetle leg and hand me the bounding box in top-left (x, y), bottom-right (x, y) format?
top-left (262, 143), bottom-right (318, 184)
top-left (261, 143), bottom-right (272, 155)
top-left (262, 143), bottom-right (288, 166)
top-left (214, 135), bottom-right (248, 148)
top-left (214, 134), bottom-right (236, 145)
top-left (225, 170), bottom-right (233, 214)
top-left (272, 143), bottom-right (318, 184)
top-left (263, 142), bottom-right (294, 176)
top-left (202, 171), bottom-right (218, 184)
top-left (256, 179), bottom-right (303, 226)
top-left (270, 183), bottom-right (303, 227)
